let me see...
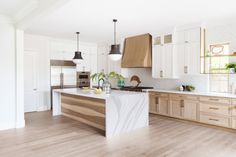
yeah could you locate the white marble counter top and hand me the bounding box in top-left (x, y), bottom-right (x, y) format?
top-left (53, 88), bottom-right (143, 100)
top-left (146, 89), bottom-right (236, 98)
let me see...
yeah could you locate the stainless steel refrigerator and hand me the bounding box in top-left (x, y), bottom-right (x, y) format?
top-left (50, 60), bottom-right (77, 108)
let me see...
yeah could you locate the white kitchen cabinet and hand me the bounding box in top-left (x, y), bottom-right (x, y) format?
top-left (152, 44), bottom-right (174, 78)
top-left (97, 53), bottom-right (108, 73)
top-left (50, 40), bottom-right (98, 73)
top-left (174, 27), bottom-right (200, 44)
top-left (97, 43), bottom-right (109, 73)
top-left (174, 27), bottom-right (201, 75)
top-left (50, 41), bottom-right (75, 60)
top-left (152, 45), bottom-right (162, 78)
top-left (152, 33), bottom-right (178, 79)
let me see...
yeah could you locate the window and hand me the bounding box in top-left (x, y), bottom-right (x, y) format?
top-left (209, 74), bottom-right (229, 93)
top-left (209, 43), bottom-right (229, 93)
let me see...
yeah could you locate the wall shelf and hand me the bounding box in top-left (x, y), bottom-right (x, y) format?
top-left (201, 54), bottom-right (236, 58)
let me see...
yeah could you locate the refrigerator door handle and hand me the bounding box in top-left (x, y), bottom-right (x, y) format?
top-left (60, 73), bottom-right (64, 88)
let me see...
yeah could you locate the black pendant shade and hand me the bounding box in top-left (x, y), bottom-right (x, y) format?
top-left (110, 44), bottom-right (121, 54)
top-left (73, 51), bottom-right (83, 60)
top-left (73, 32), bottom-right (83, 64)
top-left (108, 19), bottom-right (122, 60)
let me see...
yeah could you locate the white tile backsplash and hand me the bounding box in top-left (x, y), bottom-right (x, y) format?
top-left (122, 68), bottom-right (209, 92)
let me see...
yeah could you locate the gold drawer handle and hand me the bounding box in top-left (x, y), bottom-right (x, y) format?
top-left (209, 98), bottom-right (219, 101)
top-left (209, 118), bottom-right (219, 122)
top-left (155, 98), bottom-right (159, 104)
top-left (209, 107), bottom-right (219, 110)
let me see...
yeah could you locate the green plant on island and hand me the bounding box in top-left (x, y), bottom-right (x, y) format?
top-left (91, 71), bottom-right (124, 82)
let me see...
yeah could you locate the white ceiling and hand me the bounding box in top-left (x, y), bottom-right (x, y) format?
top-left (3, 0), bottom-right (236, 43)
top-left (0, 0), bottom-right (31, 16)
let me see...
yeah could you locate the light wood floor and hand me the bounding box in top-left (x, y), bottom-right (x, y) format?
top-left (1, 111), bottom-right (236, 157)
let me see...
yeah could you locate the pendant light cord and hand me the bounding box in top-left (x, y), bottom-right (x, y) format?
top-left (113, 19), bottom-right (117, 45)
top-left (76, 32), bottom-right (80, 51)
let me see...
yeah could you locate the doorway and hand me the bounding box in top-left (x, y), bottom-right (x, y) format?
top-left (24, 51), bottom-right (38, 112)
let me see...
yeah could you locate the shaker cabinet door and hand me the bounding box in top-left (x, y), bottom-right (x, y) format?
top-left (171, 100), bottom-right (183, 118)
top-left (158, 97), bottom-right (169, 116)
top-left (152, 45), bottom-right (162, 78)
top-left (161, 44), bottom-right (173, 78)
top-left (149, 94), bottom-right (158, 113)
top-left (185, 42), bottom-right (200, 75)
top-left (183, 100), bottom-right (198, 121)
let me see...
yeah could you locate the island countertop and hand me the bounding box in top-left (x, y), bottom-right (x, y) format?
top-left (53, 88), bottom-right (145, 100)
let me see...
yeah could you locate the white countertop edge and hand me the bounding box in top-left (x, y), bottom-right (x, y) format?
top-left (146, 89), bottom-right (236, 98)
top-left (53, 88), bottom-right (147, 100)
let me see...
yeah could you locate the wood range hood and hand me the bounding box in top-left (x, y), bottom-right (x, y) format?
top-left (121, 33), bottom-right (152, 68)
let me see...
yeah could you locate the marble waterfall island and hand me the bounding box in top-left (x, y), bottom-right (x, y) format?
top-left (53, 88), bottom-right (149, 137)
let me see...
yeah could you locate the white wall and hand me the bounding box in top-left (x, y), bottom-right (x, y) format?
top-left (123, 68), bottom-right (208, 92)
top-left (24, 34), bottom-right (97, 110)
top-left (0, 16), bottom-right (17, 130)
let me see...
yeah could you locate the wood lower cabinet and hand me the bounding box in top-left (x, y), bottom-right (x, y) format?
top-left (183, 100), bottom-right (198, 121)
top-left (231, 99), bottom-right (236, 116)
top-left (149, 91), bottom-right (235, 129)
top-left (170, 94), bottom-right (198, 121)
top-left (171, 99), bottom-right (183, 118)
top-left (200, 102), bottom-right (230, 116)
top-left (199, 96), bottom-right (231, 128)
top-left (149, 93), bottom-right (158, 113)
top-left (158, 96), bottom-right (169, 116)
top-left (149, 92), bottom-right (170, 115)
top-left (200, 113), bottom-right (230, 128)
top-left (232, 117), bottom-right (236, 129)
top-left (231, 99), bottom-right (236, 129)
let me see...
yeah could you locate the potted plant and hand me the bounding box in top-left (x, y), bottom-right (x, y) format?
top-left (225, 62), bottom-right (236, 73)
top-left (91, 71), bottom-right (124, 94)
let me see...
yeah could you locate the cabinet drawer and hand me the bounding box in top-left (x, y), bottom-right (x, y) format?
top-left (232, 105), bottom-right (236, 116)
top-left (170, 94), bottom-right (198, 101)
top-left (232, 117), bottom-right (236, 129)
top-left (232, 99), bottom-right (236, 105)
top-left (200, 113), bottom-right (230, 128)
top-left (200, 96), bottom-right (230, 104)
top-left (149, 92), bottom-right (169, 97)
top-left (200, 103), bottom-right (230, 116)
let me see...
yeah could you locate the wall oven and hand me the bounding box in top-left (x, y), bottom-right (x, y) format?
top-left (77, 72), bottom-right (90, 88)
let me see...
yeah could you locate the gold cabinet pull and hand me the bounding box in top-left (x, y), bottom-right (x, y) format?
top-left (209, 107), bottom-right (219, 110)
top-left (209, 118), bottom-right (219, 122)
top-left (209, 98), bottom-right (219, 101)
top-left (160, 70), bottom-right (163, 78)
top-left (184, 66), bottom-right (188, 74)
top-left (155, 97), bottom-right (159, 104)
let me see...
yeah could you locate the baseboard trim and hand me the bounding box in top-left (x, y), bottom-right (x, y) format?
top-left (15, 120), bottom-right (25, 128)
top-left (0, 122), bottom-right (15, 131)
top-left (37, 105), bottom-right (49, 112)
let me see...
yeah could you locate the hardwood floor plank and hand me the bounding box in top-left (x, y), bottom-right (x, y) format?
top-left (1, 111), bottom-right (236, 157)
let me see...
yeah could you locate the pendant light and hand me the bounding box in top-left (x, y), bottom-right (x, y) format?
top-left (108, 19), bottom-right (122, 61)
top-left (73, 32), bottom-right (83, 64)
